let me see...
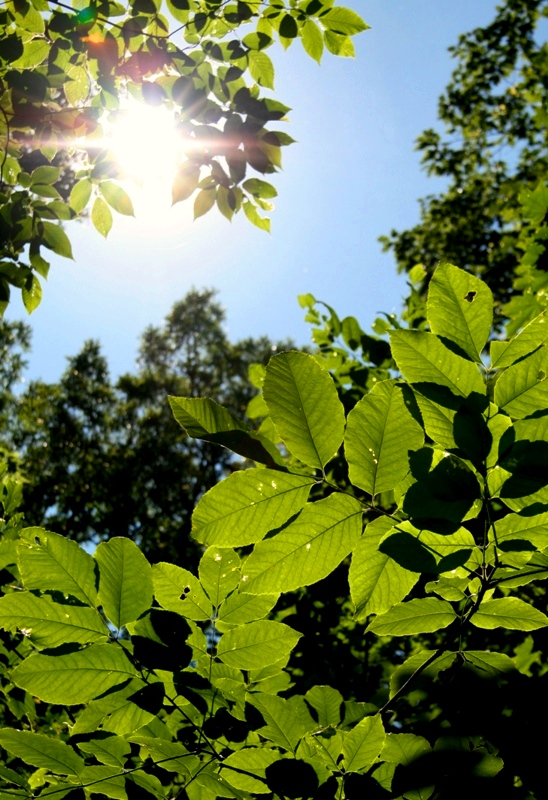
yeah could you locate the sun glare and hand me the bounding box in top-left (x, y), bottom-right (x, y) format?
top-left (109, 102), bottom-right (181, 185)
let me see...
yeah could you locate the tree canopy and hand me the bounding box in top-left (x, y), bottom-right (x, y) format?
top-left (381, 0), bottom-right (548, 328)
top-left (0, 0), bottom-right (368, 314)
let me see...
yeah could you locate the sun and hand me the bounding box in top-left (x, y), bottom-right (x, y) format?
top-left (108, 100), bottom-right (182, 184)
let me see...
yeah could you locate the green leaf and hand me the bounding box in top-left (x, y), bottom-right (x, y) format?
top-left (301, 19), bottom-right (323, 62)
top-left (77, 735), bottom-right (131, 768)
top-left (0, 592), bottom-right (107, 648)
top-left (345, 380), bottom-right (423, 496)
top-left (462, 651), bottom-right (516, 678)
top-left (324, 30), bottom-right (355, 56)
top-left (0, 730), bottom-right (84, 777)
top-left (127, 736), bottom-right (190, 776)
top-left (191, 469), bottom-right (314, 547)
top-left (471, 598), bottom-right (548, 630)
top-left (71, 678), bottom-right (153, 736)
top-left (247, 694), bottom-right (307, 752)
top-left (412, 385), bottom-right (459, 449)
top-left (321, 7), bottom-right (369, 35)
top-left (91, 196), bottom-right (113, 238)
top-left (172, 163), bottom-right (200, 205)
top-left (242, 178), bottom-right (277, 199)
top-left (389, 650), bottom-right (456, 698)
top-left (17, 527), bottom-right (97, 606)
top-left (31, 166), bottom-right (61, 186)
top-left (350, 518), bottom-right (419, 619)
top-left (305, 685), bottom-right (342, 727)
top-left (243, 200), bottom-right (271, 232)
top-left (217, 620), bottom-right (301, 670)
top-left (69, 179), bottom-right (92, 213)
top-left (248, 50), bottom-right (275, 89)
top-left (390, 331), bottom-right (485, 397)
top-left (153, 562), bottom-right (213, 621)
top-left (12, 644), bottom-right (139, 704)
top-left (216, 592), bottom-right (279, 631)
top-left (22, 274), bottom-right (42, 314)
top-left (95, 537), bottom-right (153, 630)
top-left (99, 181), bottom-right (135, 216)
top-left (194, 188), bottom-right (216, 220)
top-left (222, 748), bottom-right (279, 793)
top-left (0, 156), bottom-right (21, 185)
top-left (342, 715), bottom-right (385, 773)
top-left (490, 312), bottom-right (548, 368)
top-left (378, 523), bottom-right (475, 574)
top-left (493, 345), bottom-right (548, 418)
top-left (427, 262), bottom-right (493, 362)
top-left (493, 511), bottom-right (548, 550)
top-left (366, 598), bottom-right (457, 636)
top-left (77, 766), bottom-right (126, 799)
top-left (243, 493), bottom-right (362, 594)
top-left (381, 733), bottom-right (431, 766)
top-left (169, 396), bottom-right (284, 469)
top-left (198, 547), bottom-right (240, 605)
top-left (41, 221), bottom-right (74, 258)
top-left (263, 352), bottom-right (345, 470)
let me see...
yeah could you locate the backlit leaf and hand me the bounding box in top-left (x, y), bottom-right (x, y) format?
top-left (243, 493), bottom-right (362, 594)
top-left (390, 330), bottom-right (485, 397)
top-left (427, 262), bottom-right (493, 362)
top-left (17, 527), bottom-right (97, 606)
top-left (153, 562), bottom-right (213, 621)
top-left (349, 517), bottom-right (419, 618)
top-left (95, 537), bottom-right (153, 630)
top-left (169, 396), bottom-right (284, 468)
top-left (12, 644), bottom-right (138, 704)
top-left (494, 345), bottom-right (548, 418)
top-left (367, 598), bottom-right (457, 636)
top-left (342, 715), bottom-right (385, 773)
top-left (0, 730), bottom-right (84, 776)
top-left (198, 547), bottom-right (240, 605)
top-left (263, 351), bottom-right (345, 469)
top-left (91, 196), bottom-right (113, 238)
top-left (191, 469), bottom-right (314, 547)
top-left (471, 597), bottom-right (548, 630)
top-left (217, 621), bottom-right (301, 670)
top-left (0, 592), bottom-right (107, 648)
top-left (100, 181), bottom-right (135, 216)
top-left (345, 380), bottom-right (423, 496)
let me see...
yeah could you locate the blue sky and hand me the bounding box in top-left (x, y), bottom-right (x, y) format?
top-left (8, 1), bottom-right (499, 383)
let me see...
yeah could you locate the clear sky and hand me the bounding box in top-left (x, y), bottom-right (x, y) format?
top-left (7, 1), bottom-right (499, 383)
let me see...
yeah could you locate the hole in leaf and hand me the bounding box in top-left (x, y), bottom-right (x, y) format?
top-left (34, 536), bottom-right (41, 545)
top-left (464, 291), bottom-right (476, 303)
top-left (538, 370), bottom-right (546, 381)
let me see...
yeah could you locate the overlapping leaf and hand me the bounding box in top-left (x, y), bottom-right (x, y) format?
top-left (345, 380), bottom-right (423, 496)
top-left (263, 352), bottom-right (345, 469)
top-left (243, 493), bottom-right (362, 594)
top-left (95, 537), bottom-right (153, 630)
top-left (191, 469), bottom-right (314, 547)
top-left (12, 644), bottom-right (138, 704)
top-left (0, 593), bottom-right (107, 648)
top-left (427, 262), bottom-right (493, 362)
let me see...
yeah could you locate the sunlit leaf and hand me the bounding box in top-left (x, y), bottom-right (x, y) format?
top-left (191, 469), bottom-right (314, 547)
top-left (471, 598), bottom-right (548, 630)
top-left (367, 598), bottom-right (457, 636)
top-left (217, 621), bottom-right (301, 670)
top-left (12, 644), bottom-right (138, 704)
top-left (345, 380), bottom-right (423, 496)
top-left (263, 351), bottom-right (345, 470)
top-left (95, 537), bottom-right (153, 630)
top-left (243, 493), bottom-right (362, 594)
top-left (0, 730), bottom-right (84, 777)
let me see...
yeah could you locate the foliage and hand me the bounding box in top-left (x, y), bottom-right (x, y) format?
top-left (0, 0), bottom-right (367, 314)
top-left (380, 0), bottom-right (548, 328)
top-left (2, 264), bottom-right (548, 798)
top-left (1, 289), bottom-right (294, 567)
